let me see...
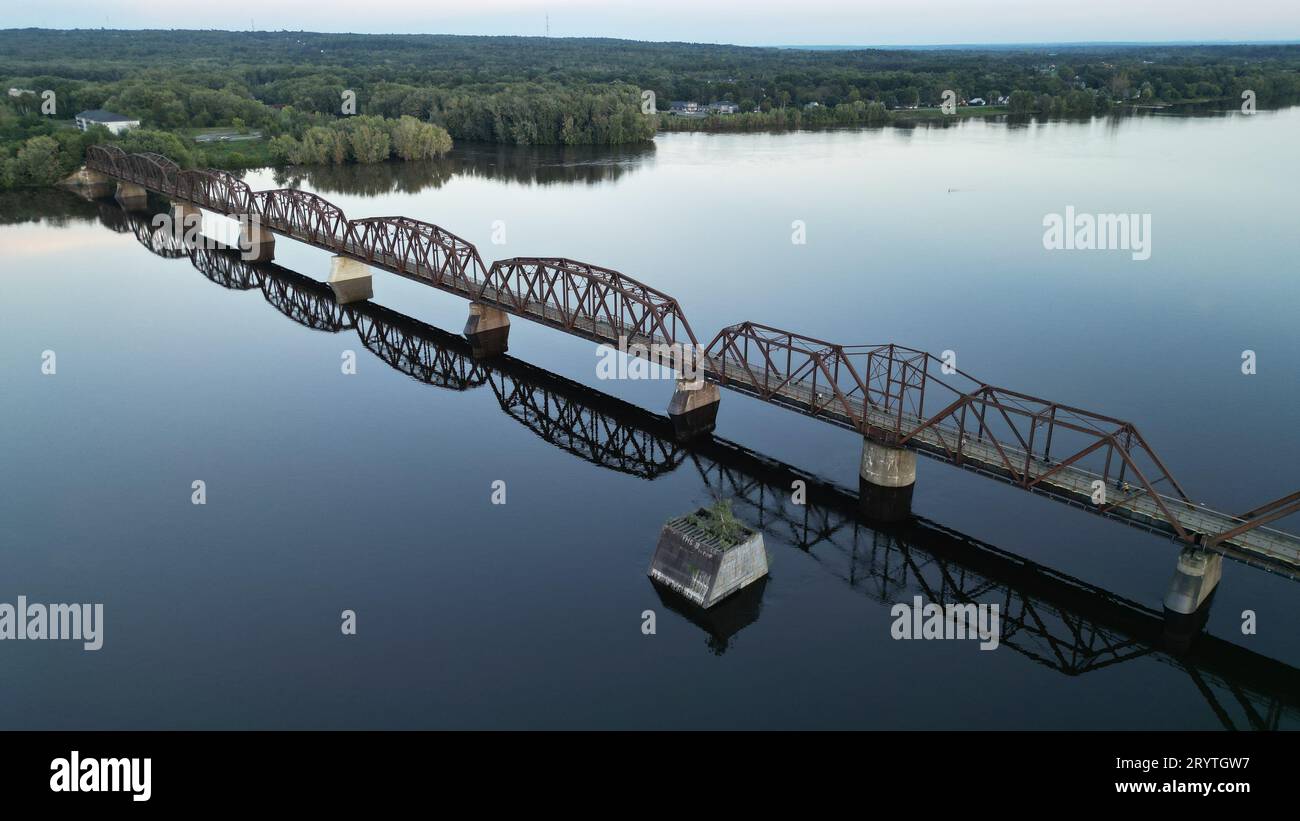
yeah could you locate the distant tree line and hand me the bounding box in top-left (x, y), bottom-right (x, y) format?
top-left (2, 30), bottom-right (1299, 188)
top-left (7, 30), bottom-right (1298, 115)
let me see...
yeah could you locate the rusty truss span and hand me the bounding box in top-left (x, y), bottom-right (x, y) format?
top-left (86, 147), bottom-right (1300, 577)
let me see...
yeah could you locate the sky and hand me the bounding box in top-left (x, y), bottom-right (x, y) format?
top-left (5, 0), bottom-right (1300, 47)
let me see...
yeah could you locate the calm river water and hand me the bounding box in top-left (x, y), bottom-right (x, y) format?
top-left (2, 108), bottom-right (1297, 728)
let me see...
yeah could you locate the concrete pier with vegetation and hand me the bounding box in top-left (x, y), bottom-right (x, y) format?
top-left (648, 500), bottom-right (769, 609)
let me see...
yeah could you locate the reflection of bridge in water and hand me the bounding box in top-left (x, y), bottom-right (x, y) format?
top-left (112, 206), bottom-right (1299, 729)
top-left (81, 146), bottom-right (1300, 587)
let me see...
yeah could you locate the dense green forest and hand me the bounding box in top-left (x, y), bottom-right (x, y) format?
top-left (2, 29), bottom-right (1299, 189)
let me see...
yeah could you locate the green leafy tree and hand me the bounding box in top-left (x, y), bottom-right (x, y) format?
top-left (342, 116), bottom-right (391, 163)
top-left (1008, 90), bottom-right (1037, 114)
top-left (388, 115), bottom-right (452, 160)
top-left (113, 129), bottom-right (195, 167)
top-left (0, 157), bottom-right (18, 190)
top-left (687, 500), bottom-right (750, 548)
top-left (15, 135), bottom-right (63, 186)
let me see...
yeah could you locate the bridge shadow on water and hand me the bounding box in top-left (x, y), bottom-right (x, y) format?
top-left (96, 201), bottom-right (1300, 729)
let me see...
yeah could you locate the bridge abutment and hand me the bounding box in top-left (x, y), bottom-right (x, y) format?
top-left (328, 256), bottom-right (374, 305)
top-left (114, 182), bottom-right (149, 211)
top-left (464, 303), bottom-right (510, 358)
top-left (59, 167), bottom-right (115, 199)
top-left (859, 439), bottom-right (916, 522)
top-left (238, 218), bottom-right (275, 263)
top-left (667, 379), bottom-right (720, 440)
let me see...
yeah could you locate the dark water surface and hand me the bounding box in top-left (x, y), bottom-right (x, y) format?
top-left (2, 111), bottom-right (1297, 729)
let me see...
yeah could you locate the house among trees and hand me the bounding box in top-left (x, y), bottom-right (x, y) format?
top-left (74, 109), bottom-right (141, 135)
top-left (667, 100), bottom-right (738, 117)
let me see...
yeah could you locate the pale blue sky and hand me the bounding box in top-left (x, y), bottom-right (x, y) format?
top-left (6, 0), bottom-right (1299, 46)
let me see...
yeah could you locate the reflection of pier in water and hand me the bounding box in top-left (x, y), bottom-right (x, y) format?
top-left (116, 210), bottom-right (1299, 728)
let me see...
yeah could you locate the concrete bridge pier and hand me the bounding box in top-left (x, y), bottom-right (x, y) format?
top-left (464, 303), bottom-right (510, 358)
top-left (238, 218), bottom-right (275, 263)
top-left (1162, 547), bottom-right (1223, 650)
top-left (667, 379), bottom-right (720, 440)
top-left (1164, 546), bottom-right (1223, 615)
top-left (328, 256), bottom-right (374, 305)
top-left (114, 182), bottom-right (149, 211)
top-left (169, 203), bottom-right (203, 246)
top-left (858, 438), bottom-right (916, 522)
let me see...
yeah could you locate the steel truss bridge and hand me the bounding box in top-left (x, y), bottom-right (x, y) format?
top-left (86, 148), bottom-right (1300, 576)
top-left (108, 214), bottom-right (1300, 728)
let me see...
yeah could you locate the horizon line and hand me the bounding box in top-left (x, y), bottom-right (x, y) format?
top-left (3, 28), bottom-right (1300, 50)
